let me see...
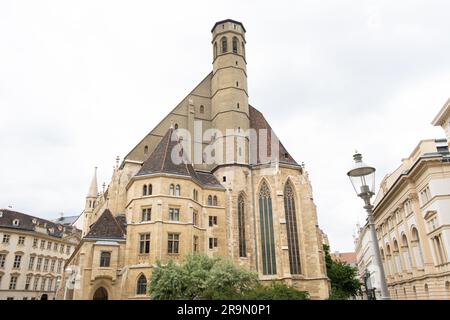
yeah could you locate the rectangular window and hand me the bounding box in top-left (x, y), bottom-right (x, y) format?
top-left (40, 240), bottom-right (46, 249)
top-left (33, 238), bottom-right (38, 248)
top-left (168, 233), bottom-right (180, 254)
top-left (193, 210), bottom-right (198, 226)
top-left (57, 260), bottom-right (62, 273)
top-left (60, 244), bottom-right (65, 253)
top-left (13, 255), bottom-right (22, 269)
top-left (28, 256), bottom-right (35, 270)
top-left (139, 233), bottom-right (151, 254)
top-left (47, 241), bottom-right (52, 250)
top-left (169, 208), bottom-right (180, 221)
top-left (0, 254), bottom-right (6, 268)
top-left (36, 257), bottom-right (42, 271)
top-left (100, 251), bottom-right (111, 267)
top-left (2, 234), bottom-right (10, 244)
top-left (54, 243), bottom-right (58, 251)
top-left (33, 277), bottom-right (40, 291)
top-left (208, 216), bottom-right (217, 227)
top-left (66, 246), bottom-right (71, 255)
top-left (193, 236), bottom-right (199, 252)
top-left (40, 278), bottom-right (46, 291)
top-left (48, 278), bottom-right (53, 291)
top-left (50, 259), bottom-right (56, 272)
top-left (43, 258), bottom-right (49, 272)
top-left (25, 276), bottom-right (32, 290)
top-left (9, 276), bottom-right (18, 290)
top-left (209, 237), bottom-right (218, 249)
top-left (18, 236), bottom-right (26, 245)
top-left (142, 208), bottom-right (151, 221)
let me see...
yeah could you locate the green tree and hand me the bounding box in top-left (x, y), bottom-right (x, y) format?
top-left (148, 254), bottom-right (309, 300)
top-left (149, 254), bottom-right (258, 300)
top-left (323, 244), bottom-right (361, 300)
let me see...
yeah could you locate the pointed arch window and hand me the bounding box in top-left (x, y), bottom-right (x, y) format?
top-left (284, 182), bottom-right (301, 274)
top-left (259, 182), bottom-right (277, 275)
top-left (136, 274), bottom-right (147, 295)
top-left (238, 194), bottom-right (246, 257)
top-left (213, 42), bottom-right (217, 59)
top-left (232, 37), bottom-right (238, 54)
top-left (221, 37), bottom-right (228, 53)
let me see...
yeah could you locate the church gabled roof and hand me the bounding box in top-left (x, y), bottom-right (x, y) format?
top-left (249, 105), bottom-right (299, 166)
top-left (85, 209), bottom-right (126, 240)
top-left (136, 127), bottom-right (224, 189)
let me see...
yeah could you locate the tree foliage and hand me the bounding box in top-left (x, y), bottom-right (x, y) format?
top-left (323, 244), bottom-right (361, 300)
top-left (148, 254), bottom-right (309, 300)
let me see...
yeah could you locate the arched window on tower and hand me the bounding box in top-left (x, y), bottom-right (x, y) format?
top-left (242, 42), bottom-right (245, 57)
top-left (175, 184), bottom-right (181, 196)
top-left (148, 184), bottom-right (152, 195)
top-left (214, 42), bottom-right (217, 59)
top-left (284, 181), bottom-right (301, 275)
top-left (144, 145), bottom-right (148, 154)
top-left (213, 195), bottom-right (218, 206)
top-left (259, 181), bottom-right (277, 275)
top-left (136, 274), bottom-right (147, 295)
top-left (200, 105), bottom-right (204, 113)
top-left (238, 194), bottom-right (246, 257)
top-left (143, 185), bottom-right (147, 196)
top-left (221, 37), bottom-right (228, 53)
top-left (208, 195), bottom-right (212, 206)
top-left (232, 37), bottom-right (238, 54)
top-left (169, 184), bottom-right (175, 196)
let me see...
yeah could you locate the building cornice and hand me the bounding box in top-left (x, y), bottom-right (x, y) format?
top-left (432, 97), bottom-right (450, 126)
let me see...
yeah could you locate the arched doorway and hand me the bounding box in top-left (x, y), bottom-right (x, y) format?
top-left (93, 287), bottom-right (108, 300)
top-left (41, 294), bottom-right (48, 300)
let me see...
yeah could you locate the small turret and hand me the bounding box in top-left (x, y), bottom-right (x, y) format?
top-left (85, 167), bottom-right (98, 212)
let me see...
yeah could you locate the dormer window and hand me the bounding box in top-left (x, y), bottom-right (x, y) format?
top-left (12, 219), bottom-right (20, 226)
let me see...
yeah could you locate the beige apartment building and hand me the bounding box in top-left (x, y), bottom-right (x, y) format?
top-left (0, 209), bottom-right (81, 300)
top-left (58, 19), bottom-right (330, 300)
top-left (373, 138), bottom-right (450, 299)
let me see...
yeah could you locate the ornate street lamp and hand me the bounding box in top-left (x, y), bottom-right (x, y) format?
top-left (347, 152), bottom-right (390, 300)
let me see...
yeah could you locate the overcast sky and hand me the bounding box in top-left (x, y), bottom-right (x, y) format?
top-left (1, 0), bottom-right (449, 252)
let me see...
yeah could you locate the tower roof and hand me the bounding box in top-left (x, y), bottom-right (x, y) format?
top-left (136, 127), bottom-right (223, 189)
top-left (87, 167), bottom-right (98, 198)
top-left (85, 209), bottom-right (126, 240)
top-left (211, 19), bottom-right (246, 32)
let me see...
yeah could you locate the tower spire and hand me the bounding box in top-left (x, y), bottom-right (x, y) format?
top-left (87, 167), bottom-right (98, 198)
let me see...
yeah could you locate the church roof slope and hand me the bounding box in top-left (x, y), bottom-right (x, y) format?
top-left (249, 105), bottom-right (299, 166)
top-left (85, 209), bottom-right (126, 240)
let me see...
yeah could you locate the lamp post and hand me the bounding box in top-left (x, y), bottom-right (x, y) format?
top-left (347, 152), bottom-right (390, 300)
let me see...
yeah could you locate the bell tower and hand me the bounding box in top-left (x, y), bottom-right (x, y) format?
top-left (211, 19), bottom-right (249, 165)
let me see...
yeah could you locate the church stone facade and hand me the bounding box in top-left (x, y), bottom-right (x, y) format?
top-left (59, 19), bottom-right (330, 300)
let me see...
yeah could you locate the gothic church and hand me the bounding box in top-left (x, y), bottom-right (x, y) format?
top-left (60, 19), bottom-right (330, 300)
